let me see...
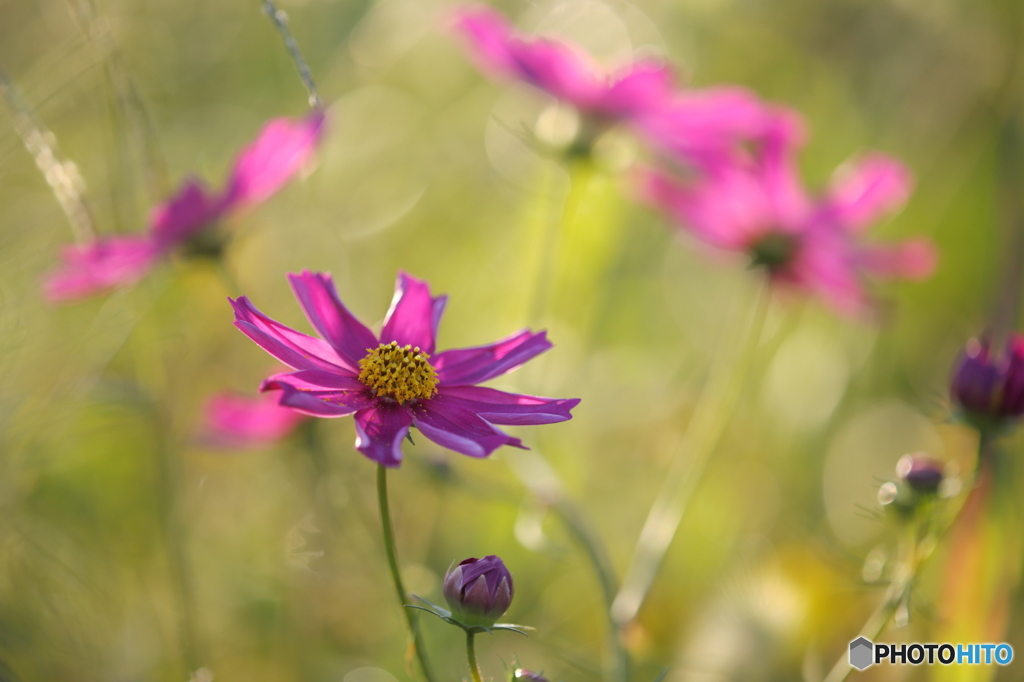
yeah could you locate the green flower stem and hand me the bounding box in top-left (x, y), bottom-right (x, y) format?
top-left (822, 463), bottom-right (983, 682)
top-left (377, 465), bottom-right (437, 682)
top-left (517, 158), bottom-right (627, 682)
top-left (260, 0), bottom-right (322, 109)
top-left (152, 419), bottom-right (202, 675)
top-left (527, 158), bottom-right (593, 328)
top-left (553, 498), bottom-right (628, 682)
top-left (612, 285), bottom-right (771, 627)
top-left (465, 631), bottom-right (484, 682)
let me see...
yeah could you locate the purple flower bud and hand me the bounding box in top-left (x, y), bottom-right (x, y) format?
top-left (442, 555), bottom-right (513, 627)
top-left (895, 453), bottom-right (944, 494)
top-left (513, 670), bottom-right (549, 682)
top-left (951, 335), bottom-right (1024, 433)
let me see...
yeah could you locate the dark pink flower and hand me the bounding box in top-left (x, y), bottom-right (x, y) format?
top-left (230, 271), bottom-right (579, 467)
top-left (645, 113), bottom-right (937, 314)
top-left (452, 6), bottom-right (674, 123)
top-left (44, 112), bottom-right (325, 302)
top-left (204, 391), bottom-right (308, 449)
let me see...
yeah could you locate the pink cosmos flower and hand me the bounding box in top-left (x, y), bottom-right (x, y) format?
top-left (634, 88), bottom-right (780, 170)
top-left (645, 112), bottom-right (937, 314)
top-left (230, 271), bottom-right (580, 467)
top-left (453, 5), bottom-right (674, 123)
top-left (44, 112), bottom-right (325, 301)
top-left (204, 391), bottom-right (308, 449)
top-left (452, 6), bottom-right (776, 166)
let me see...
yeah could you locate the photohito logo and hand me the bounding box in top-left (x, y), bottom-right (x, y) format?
top-left (848, 638), bottom-right (1013, 670)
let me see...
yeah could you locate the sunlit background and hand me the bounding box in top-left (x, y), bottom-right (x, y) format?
top-left (2, 0), bottom-right (1023, 681)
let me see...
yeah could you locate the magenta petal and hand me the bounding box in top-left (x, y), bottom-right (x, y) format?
top-left (598, 61), bottom-right (674, 120)
top-left (433, 329), bottom-right (552, 386)
top-left (507, 37), bottom-right (603, 110)
top-left (412, 400), bottom-right (524, 458)
top-left (636, 87), bottom-right (770, 167)
top-left (149, 177), bottom-right (225, 246)
top-left (261, 369), bottom-right (364, 392)
top-left (221, 112), bottom-right (325, 211)
top-left (204, 392), bottom-right (306, 448)
top-left (288, 271), bottom-right (379, 370)
top-left (354, 404), bottom-right (413, 467)
top-left (44, 236), bottom-right (162, 301)
top-left (858, 238), bottom-right (938, 281)
top-left (759, 109), bottom-right (812, 227)
top-left (272, 383), bottom-right (373, 418)
top-left (380, 272), bottom-right (447, 355)
top-left (231, 296), bottom-right (350, 372)
top-left (434, 386), bottom-right (579, 425)
top-left (643, 170), bottom-right (760, 250)
top-left (824, 153), bottom-right (912, 232)
top-left (451, 5), bottom-right (516, 76)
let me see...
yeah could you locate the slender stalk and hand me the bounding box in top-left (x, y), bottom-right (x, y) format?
top-left (527, 160), bottom-right (592, 328)
top-left (513, 158), bottom-right (627, 681)
top-left (612, 284), bottom-right (771, 626)
top-left (261, 0), bottom-right (323, 109)
top-left (377, 465), bottom-right (437, 682)
top-left (0, 66), bottom-right (96, 242)
top-left (465, 631), bottom-right (484, 682)
top-left (822, 468), bottom-right (981, 682)
top-left (152, 415), bottom-right (203, 675)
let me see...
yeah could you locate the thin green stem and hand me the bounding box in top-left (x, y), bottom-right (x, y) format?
top-left (514, 158), bottom-right (627, 681)
top-left (527, 160), bottom-right (592, 328)
top-left (553, 499), bottom-right (628, 682)
top-left (377, 465), bottom-right (437, 682)
top-left (822, 469), bottom-right (982, 682)
top-left (261, 0), bottom-right (322, 109)
top-left (152, 417), bottom-right (203, 675)
top-left (465, 631), bottom-right (483, 682)
top-left (612, 284), bottom-right (771, 626)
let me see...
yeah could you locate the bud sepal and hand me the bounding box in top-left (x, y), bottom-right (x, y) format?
top-left (406, 595), bottom-right (533, 635)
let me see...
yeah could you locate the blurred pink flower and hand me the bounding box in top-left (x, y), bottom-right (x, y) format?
top-left (231, 271), bottom-right (579, 467)
top-left (634, 88), bottom-right (780, 169)
top-left (646, 113), bottom-right (937, 314)
top-left (204, 391), bottom-right (308, 449)
top-left (452, 5), bottom-right (674, 122)
top-left (44, 112), bottom-right (325, 301)
top-left (452, 6), bottom-right (778, 166)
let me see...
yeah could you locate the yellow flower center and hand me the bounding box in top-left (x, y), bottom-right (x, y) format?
top-left (357, 341), bottom-right (439, 404)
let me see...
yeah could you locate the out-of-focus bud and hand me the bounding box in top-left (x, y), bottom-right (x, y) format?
top-left (951, 335), bottom-right (1024, 435)
top-left (512, 670), bottom-right (549, 682)
top-left (896, 453), bottom-right (945, 494)
top-left (443, 555), bottom-right (514, 627)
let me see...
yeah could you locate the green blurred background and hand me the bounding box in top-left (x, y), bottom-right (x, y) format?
top-left (2, 0), bottom-right (1023, 680)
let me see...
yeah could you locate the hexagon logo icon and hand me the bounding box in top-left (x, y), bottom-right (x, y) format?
top-left (849, 637), bottom-right (874, 671)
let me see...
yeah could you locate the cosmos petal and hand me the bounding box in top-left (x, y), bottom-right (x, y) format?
top-left (411, 400), bottom-right (523, 458)
top-left (230, 296), bottom-right (350, 372)
top-left (288, 271), bottom-right (379, 370)
top-left (433, 386), bottom-right (579, 425)
top-left (380, 271), bottom-right (447, 355)
top-left (354, 404), bottom-right (413, 467)
top-left (44, 236), bottom-right (162, 302)
top-left (433, 329), bottom-right (552, 386)
top-left (222, 112), bottom-right (325, 210)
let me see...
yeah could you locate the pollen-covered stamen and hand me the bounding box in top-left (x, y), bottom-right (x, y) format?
top-left (357, 341), bottom-right (439, 404)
